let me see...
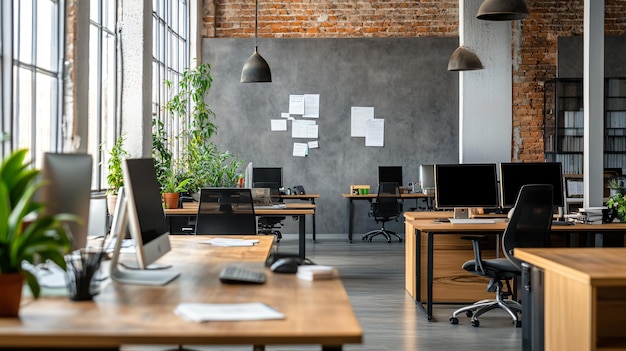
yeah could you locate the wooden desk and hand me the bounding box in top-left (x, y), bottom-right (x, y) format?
top-left (281, 194), bottom-right (320, 241)
top-left (515, 248), bottom-right (626, 351)
top-left (0, 236), bottom-right (362, 350)
top-left (341, 193), bottom-right (432, 242)
top-left (165, 203), bottom-right (315, 260)
top-left (406, 218), bottom-right (626, 321)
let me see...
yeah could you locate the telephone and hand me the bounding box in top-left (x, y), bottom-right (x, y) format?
top-left (293, 185), bottom-right (306, 195)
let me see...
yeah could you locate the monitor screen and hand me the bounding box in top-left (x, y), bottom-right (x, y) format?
top-left (41, 153), bottom-right (93, 251)
top-left (419, 164), bottom-right (435, 191)
top-left (252, 167), bottom-right (283, 187)
top-left (196, 188), bottom-right (257, 235)
top-left (499, 162), bottom-right (564, 208)
top-left (434, 163), bottom-right (499, 209)
top-left (379, 166), bottom-right (403, 187)
top-left (123, 158), bottom-right (172, 268)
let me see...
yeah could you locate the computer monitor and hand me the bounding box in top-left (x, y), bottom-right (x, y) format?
top-left (40, 153), bottom-right (93, 251)
top-left (419, 164), bottom-right (435, 194)
top-left (499, 162), bottom-right (564, 209)
top-left (379, 166), bottom-right (403, 187)
top-left (252, 167), bottom-right (283, 187)
top-left (434, 163), bottom-right (499, 217)
top-left (195, 188), bottom-right (257, 235)
top-left (109, 158), bottom-right (179, 285)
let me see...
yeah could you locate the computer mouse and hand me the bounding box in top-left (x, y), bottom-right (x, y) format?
top-left (270, 257), bottom-right (300, 274)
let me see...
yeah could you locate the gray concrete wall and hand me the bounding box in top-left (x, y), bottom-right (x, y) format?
top-left (202, 37), bottom-right (459, 236)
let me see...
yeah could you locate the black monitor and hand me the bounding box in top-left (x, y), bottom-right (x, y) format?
top-left (434, 163), bottom-right (500, 214)
top-left (379, 166), bottom-right (403, 187)
top-left (195, 188), bottom-right (257, 235)
top-left (499, 162), bottom-right (564, 209)
top-left (109, 158), bottom-right (179, 285)
top-left (41, 153), bottom-right (93, 251)
top-left (252, 167), bottom-right (283, 187)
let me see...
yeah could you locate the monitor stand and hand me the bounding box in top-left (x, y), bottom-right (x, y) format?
top-left (108, 188), bottom-right (179, 286)
top-left (453, 208), bottom-right (469, 219)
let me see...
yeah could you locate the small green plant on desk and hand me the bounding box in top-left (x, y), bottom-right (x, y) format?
top-left (0, 149), bottom-right (73, 316)
top-left (606, 193), bottom-right (626, 223)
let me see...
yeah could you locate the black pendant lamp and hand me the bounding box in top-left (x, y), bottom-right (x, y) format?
top-left (241, 0), bottom-right (272, 83)
top-left (477, 0), bottom-right (529, 21)
top-left (447, 46), bottom-right (484, 71)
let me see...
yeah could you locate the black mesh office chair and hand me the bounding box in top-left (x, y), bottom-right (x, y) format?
top-left (195, 188), bottom-right (257, 235)
top-left (362, 182), bottom-right (403, 243)
top-left (449, 184), bottom-right (553, 328)
top-left (253, 182), bottom-right (285, 241)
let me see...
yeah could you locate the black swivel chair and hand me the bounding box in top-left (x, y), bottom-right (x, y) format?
top-left (449, 184), bottom-right (553, 328)
top-left (195, 188), bottom-right (257, 235)
top-left (253, 182), bottom-right (286, 241)
top-left (362, 182), bottom-right (404, 243)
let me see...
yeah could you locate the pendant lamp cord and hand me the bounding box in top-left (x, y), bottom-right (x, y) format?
top-left (254, 0), bottom-right (258, 48)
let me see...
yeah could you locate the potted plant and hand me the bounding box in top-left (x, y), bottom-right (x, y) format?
top-left (161, 167), bottom-right (191, 209)
top-left (606, 192), bottom-right (626, 223)
top-left (0, 149), bottom-right (73, 316)
top-left (104, 134), bottom-right (129, 214)
top-left (607, 176), bottom-right (626, 196)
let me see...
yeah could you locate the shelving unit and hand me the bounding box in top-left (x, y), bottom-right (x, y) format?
top-left (544, 77), bottom-right (626, 175)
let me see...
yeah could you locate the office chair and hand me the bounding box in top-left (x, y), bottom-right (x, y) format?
top-left (253, 182), bottom-right (286, 241)
top-left (362, 182), bottom-right (403, 243)
top-left (195, 188), bottom-right (257, 235)
top-left (449, 184), bottom-right (553, 328)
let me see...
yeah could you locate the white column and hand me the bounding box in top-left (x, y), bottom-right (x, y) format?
top-left (583, 0), bottom-right (604, 207)
top-left (459, 0), bottom-right (512, 164)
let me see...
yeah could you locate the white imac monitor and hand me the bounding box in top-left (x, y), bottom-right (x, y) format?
top-left (41, 153), bottom-right (93, 250)
top-left (109, 158), bottom-right (179, 285)
top-left (243, 161), bottom-right (253, 188)
top-left (419, 164), bottom-right (435, 195)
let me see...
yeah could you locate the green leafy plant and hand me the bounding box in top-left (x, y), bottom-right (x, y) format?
top-left (105, 135), bottom-right (129, 195)
top-left (0, 149), bottom-right (73, 298)
top-left (161, 167), bottom-right (191, 194)
top-left (606, 193), bottom-right (626, 223)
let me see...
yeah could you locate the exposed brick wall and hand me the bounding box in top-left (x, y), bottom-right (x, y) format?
top-left (203, 0), bottom-right (626, 162)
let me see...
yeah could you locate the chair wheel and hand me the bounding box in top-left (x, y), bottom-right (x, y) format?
top-left (515, 320), bottom-right (522, 328)
top-left (466, 311), bottom-right (473, 317)
top-left (471, 319), bottom-right (480, 327)
top-left (449, 317), bottom-right (459, 325)
top-left (398, 238), bottom-right (403, 243)
top-left (387, 239), bottom-right (391, 243)
top-left (362, 236), bottom-right (367, 241)
top-left (368, 238), bottom-right (373, 242)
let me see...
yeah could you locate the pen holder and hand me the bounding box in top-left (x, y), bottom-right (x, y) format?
top-left (65, 247), bottom-right (104, 301)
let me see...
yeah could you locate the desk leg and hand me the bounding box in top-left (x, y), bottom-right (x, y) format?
top-left (427, 231), bottom-right (434, 321)
top-left (322, 346), bottom-right (342, 351)
top-left (348, 199), bottom-right (354, 243)
top-left (311, 198), bottom-right (317, 243)
top-left (253, 345), bottom-right (265, 351)
top-left (415, 228), bottom-right (421, 303)
top-left (299, 214), bottom-right (306, 260)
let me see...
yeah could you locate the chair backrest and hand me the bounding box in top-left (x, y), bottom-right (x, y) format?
top-left (373, 182), bottom-right (402, 217)
top-left (502, 184), bottom-right (554, 269)
top-left (195, 188), bottom-right (257, 235)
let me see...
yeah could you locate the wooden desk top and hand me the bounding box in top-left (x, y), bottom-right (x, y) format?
top-left (408, 218), bottom-right (626, 233)
top-left (0, 236), bottom-right (362, 348)
top-left (342, 193), bottom-right (431, 199)
top-left (515, 248), bottom-right (626, 286)
top-left (403, 211), bottom-right (453, 221)
top-left (165, 202), bottom-right (316, 216)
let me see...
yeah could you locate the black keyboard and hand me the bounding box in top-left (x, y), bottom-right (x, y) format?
top-left (219, 265), bottom-right (266, 284)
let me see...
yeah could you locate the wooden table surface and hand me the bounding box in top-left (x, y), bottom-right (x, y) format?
top-left (165, 202), bottom-right (315, 216)
top-left (0, 236), bottom-right (362, 349)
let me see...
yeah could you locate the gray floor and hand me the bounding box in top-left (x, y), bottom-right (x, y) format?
top-left (127, 233), bottom-right (522, 351)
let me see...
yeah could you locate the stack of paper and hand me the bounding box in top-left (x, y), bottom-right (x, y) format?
top-left (174, 302), bottom-right (284, 322)
top-left (577, 207), bottom-right (607, 224)
top-left (296, 265), bottom-right (338, 281)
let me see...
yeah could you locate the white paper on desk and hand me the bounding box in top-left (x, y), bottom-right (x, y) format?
top-left (175, 302), bottom-right (284, 322)
top-left (303, 94), bottom-right (320, 118)
top-left (350, 106), bottom-right (374, 137)
top-left (365, 118), bottom-right (384, 147)
top-left (201, 238), bottom-right (260, 247)
top-left (293, 142), bottom-right (309, 157)
top-left (270, 119), bottom-right (287, 131)
top-left (292, 119), bottom-right (316, 138)
top-left (289, 94), bottom-right (305, 115)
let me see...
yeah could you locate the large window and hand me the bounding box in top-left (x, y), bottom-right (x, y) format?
top-left (89, 0), bottom-right (117, 191)
top-left (152, 0), bottom-right (189, 163)
top-left (1, 0), bottom-right (65, 165)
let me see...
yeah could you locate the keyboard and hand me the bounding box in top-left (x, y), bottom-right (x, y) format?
top-left (448, 218), bottom-right (496, 224)
top-left (254, 204), bottom-right (287, 209)
top-left (219, 265), bottom-right (266, 284)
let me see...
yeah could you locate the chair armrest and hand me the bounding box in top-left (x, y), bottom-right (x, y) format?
top-left (460, 235), bottom-right (487, 275)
